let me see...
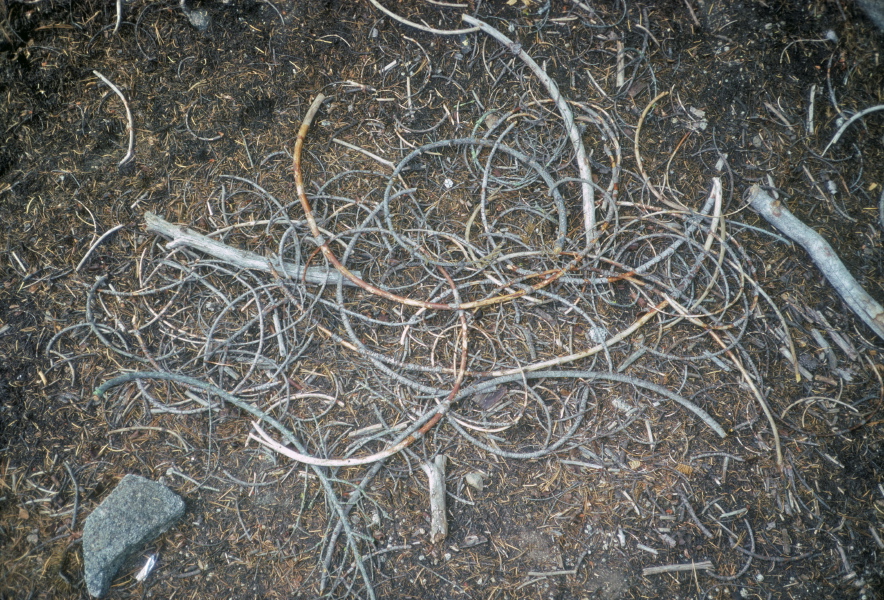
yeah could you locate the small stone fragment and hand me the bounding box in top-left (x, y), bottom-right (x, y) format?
top-left (465, 472), bottom-right (484, 492)
top-left (83, 475), bottom-right (185, 598)
top-left (180, 0), bottom-right (210, 31)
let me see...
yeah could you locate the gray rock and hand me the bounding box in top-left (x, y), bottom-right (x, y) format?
top-left (465, 472), bottom-right (484, 492)
top-left (83, 475), bottom-right (185, 598)
top-left (180, 0), bottom-right (211, 31)
top-left (858, 0), bottom-right (884, 31)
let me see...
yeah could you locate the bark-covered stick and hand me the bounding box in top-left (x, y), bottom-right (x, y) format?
top-left (144, 211), bottom-right (360, 287)
top-left (421, 455), bottom-right (448, 544)
top-left (747, 185), bottom-right (884, 340)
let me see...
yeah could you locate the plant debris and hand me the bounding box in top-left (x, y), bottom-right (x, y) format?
top-left (1, 1), bottom-right (883, 599)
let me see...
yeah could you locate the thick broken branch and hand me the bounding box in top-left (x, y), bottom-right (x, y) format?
top-left (144, 211), bottom-right (359, 287)
top-left (748, 185), bottom-right (884, 340)
top-left (421, 455), bottom-right (448, 544)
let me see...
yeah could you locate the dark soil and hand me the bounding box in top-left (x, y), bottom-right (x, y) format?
top-left (1, 1), bottom-right (883, 599)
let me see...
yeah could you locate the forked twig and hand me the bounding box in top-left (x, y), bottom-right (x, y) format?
top-left (367, 0), bottom-right (479, 35)
top-left (143, 211), bottom-right (360, 286)
top-left (93, 370), bottom-right (379, 599)
top-left (634, 91), bottom-right (687, 210)
top-left (664, 292), bottom-right (782, 466)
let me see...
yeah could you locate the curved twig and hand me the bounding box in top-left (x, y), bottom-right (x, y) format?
top-left (462, 14), bottom-right (596, 247)
top-left (821, 104), bottom-right (884, 155)
top-left (293, 94), bottom-right (582, 310)
top-left (367, 0), bottom-right (479, 35)
top-left (92, 70), bottom-right (135, 166)
top-left (93, 370), bottom-right (378, 599)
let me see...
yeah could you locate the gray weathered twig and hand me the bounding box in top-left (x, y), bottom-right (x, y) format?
top-left (144, 211), bottom-right (360, 287)
top-left (748, 185), bottom-right (884, 340)
top-left (642, 561), bottom-right (713, 576)
top-left (422, 455), bottom-right (448, 544)
top-left (92, 70), bottom-right (135, 166)
top-left (462, 14), bottom-right (595, 248)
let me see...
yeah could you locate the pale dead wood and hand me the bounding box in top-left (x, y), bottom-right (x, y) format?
top-left (144, 211), bottom-right (360, 287)
top-left (821, 103), bottom-right (884, 155)
top-left (642, 560), bottom-right (713, 576)
top-left (462, 14), bottom-right (596, 248)
top-left (92, 70), bottom-right (135, 166)
top-left (748, 185), bottom-right (884, 340)
top-left (421, 455), bottom-right (448, 544)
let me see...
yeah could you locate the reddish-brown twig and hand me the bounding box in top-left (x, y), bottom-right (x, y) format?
top-left (293, 93), bottom-right (581, 311)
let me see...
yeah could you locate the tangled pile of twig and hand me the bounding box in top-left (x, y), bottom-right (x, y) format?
top-left (44, 5), bottom-right (884, 597)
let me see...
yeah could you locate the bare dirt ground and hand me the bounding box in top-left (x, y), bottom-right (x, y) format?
top-left (1, 1), bottom-right (883, 599)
